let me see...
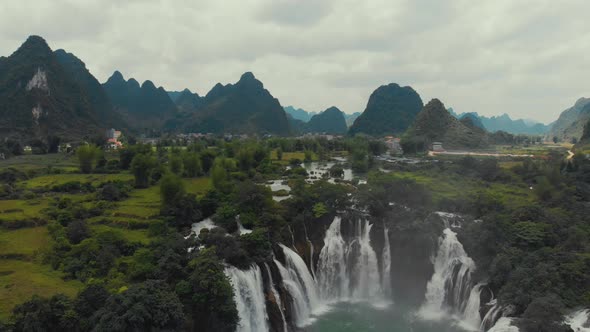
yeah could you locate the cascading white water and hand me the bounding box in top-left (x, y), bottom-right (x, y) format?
top-left (566, 309), bottom-right (590, 332)
top-left (315, 216), bottom-right (388, 305)
top-left (264, 263), bottom-right (288, 332)
top-left (316, 216), bottom-right (349, 302)
top-left (275, 244), bottom-right (321, 327)
top-left (381, 226), bottom-right (391, 297)
top-left (287, 225), bottom-right (297, 252)
top-left (225, 265), bottom-right (269, 332)
top-left (419, 227), bottom-right (476, 320)
top-left (350, 219), bottom-right (381, 300)
top-left (460, 283), bottom-right (483, 331)
top-left (303, 223), bottom-right (316, 280)
top-left (481, 300), bottom-right (502, 331)
top-left (487, 317), bottom-right (519, 332)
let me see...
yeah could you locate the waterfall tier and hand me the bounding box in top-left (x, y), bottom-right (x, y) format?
top-left (275, 244), bottom-right (321, 327)
top-left (225, 265), bottom-right (269, 332)
top-left (315, 216), bottom-right (391, 306)
top-left (264, 263), bottom-right (288, 332)
top-left (419, 226), bottom-right (477, 322)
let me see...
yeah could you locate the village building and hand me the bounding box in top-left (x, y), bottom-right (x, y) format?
top-left (432, 142), bottom-right (445, 152)
top-left (106, 128), bottom-right (123, 149)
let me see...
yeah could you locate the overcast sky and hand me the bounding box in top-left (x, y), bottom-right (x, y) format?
top-left (1, 0), bottom-right (588, 123)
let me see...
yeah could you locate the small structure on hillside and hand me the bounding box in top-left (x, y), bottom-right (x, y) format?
top-left (432, 142), bottom-right (444, 152)
top-left (106, 128), bottom-right (122, 140)
top-left (106, 128), bottom-right (123, 149)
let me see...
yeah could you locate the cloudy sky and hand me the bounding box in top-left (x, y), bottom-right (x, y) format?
top-left (1, 0), bottom-right (588, 123)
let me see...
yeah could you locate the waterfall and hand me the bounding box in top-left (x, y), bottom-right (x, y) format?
top-left (316, 216), bottom-right (349, 302)
top-left (287, 225), bottom-right (297, 252)
top-left (460, 283), bottom-right (483, 331)
top-left (566, 309), bottom-right (590, 332)
top-left (315, 216), bottom-right (387, 305)
top-left (381, 226), bottom-right (391, 297)
top-left (237, 217), bottom-right (252, 235)
top-left (487, 317), bottom-right (519, 332)
top-left (275, 244), bottom-right (320, 327)
top-left (481, 300), bottom-right (502, 331)
top-left (350, 219), bottom-right (381, 300)
top-left (264, 263), bottom-right (288, 332)
top-left (419, 227), bottom-right (476, 320)
top-left (303, 223), bottom-right (316, 279)
top-left (225, 265), bottom-right (269, 332)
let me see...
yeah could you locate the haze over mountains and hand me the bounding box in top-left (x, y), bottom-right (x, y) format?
top-left (0, 35), bottom-right (587, 145)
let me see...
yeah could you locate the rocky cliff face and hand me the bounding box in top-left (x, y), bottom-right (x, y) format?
top-left (349, 83), bottom-right (423, 136)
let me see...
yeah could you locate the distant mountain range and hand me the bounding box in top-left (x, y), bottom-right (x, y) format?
top-left (2, 35), bottom-right (587, 145)
top-left (349, 83), bottom-right (423, 136)
top-left (288, 106), bottom-right (348, 135)
top-left (284, 106), bottom-right (360, 128)
top-left (448, 108), bottom-right (550, 135)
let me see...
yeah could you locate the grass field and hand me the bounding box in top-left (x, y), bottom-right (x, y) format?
top-left (0, 199), bottom-right (49, 223)
top-left (184, 177), bottom-right (212, 197)
top-left (0, 227), bottom-right (49, 259)
top-left (90, 225), bottom-right (150, 244)
top-left (0, 154), bottom-right (78, 171)
top-left (20, 173), bottom-right (133, 190)
top-left (270, 150), bottom-right (319, 163)
top-left (0, 259), bottom-right (83, 319)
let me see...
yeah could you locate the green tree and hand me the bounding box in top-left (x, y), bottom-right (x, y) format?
top-left (183, 152), bottom-right (202, 177)
top-left (13, 294), bottom-right (77, 332)
top-left (276, 147), bottom-right (283, 160)
top-left (168, 152), bottom-right (183, 175)
top-left (93, 280), bottom-right (185, 331)
top-left (181, 247), bottom-right (238, 332)
top-left (131, 153), bottom-right (155, 188)
top-left (160, 173), bottom-right (186, 207)
top-left (76, 145), bottom-right (101, 173)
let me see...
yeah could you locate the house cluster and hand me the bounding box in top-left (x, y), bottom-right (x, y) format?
top-left (106, 128), bottom-right (123, 149)
top-left (383, 136), bottom-right (402, 154)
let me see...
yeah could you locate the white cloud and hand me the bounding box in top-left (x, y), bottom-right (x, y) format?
top-left (1, 0), bottom-right (589, 123)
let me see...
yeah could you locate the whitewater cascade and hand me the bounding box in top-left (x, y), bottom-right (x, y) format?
top-left (480, 300), bottom-right (503, 331)
top-left (303, 223), bottom-right (316, 280)
top-left (566, 309), bottom-right (590, 332)
top-left (461, 283), bottom-right (484, 331)
top-left (225, 265), bottom-right (269, 332)
top-left (275, 244), bottom-right (321, 327)
top-left (419, 227), bottom-right (477, 321)
top-left (381, 226), bottom-right (391, 297)
top-left (487, 317), bottom-right (519, 332)
top-left (264, 263), bottom-right (288, 332)
top-left (315, 216), bottom-right (388, 304)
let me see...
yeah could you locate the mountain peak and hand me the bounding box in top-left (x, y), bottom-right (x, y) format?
top-left (12, 35), bottom-right (53, 58)
top-left (349, 82), bottom-right (423, 136)
top-left (106, 70), bottom-right (126, 85)
top-left (141, 80), bottom-right (156, 90)
top-left (240, 71), bottom-right (256, 81)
